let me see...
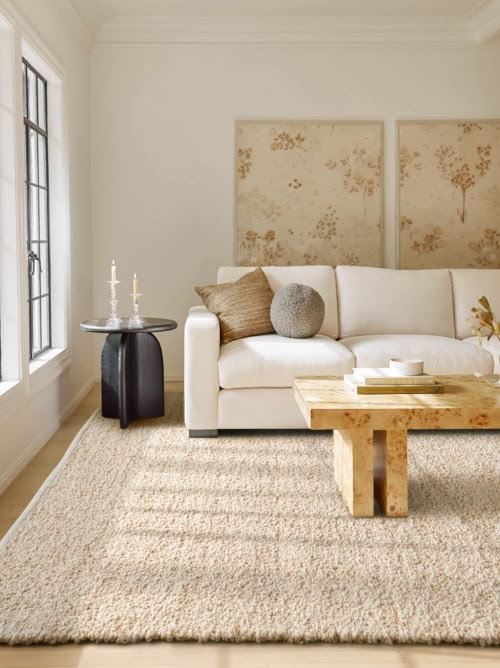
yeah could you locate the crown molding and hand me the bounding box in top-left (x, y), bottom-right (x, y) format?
top-left (0, 0), bottom-right (93, 49)
top-left (94, 16), bottom-right (483, 45)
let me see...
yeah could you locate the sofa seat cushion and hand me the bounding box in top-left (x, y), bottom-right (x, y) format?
top-left (218, 334), bottom-right (354, 389)
top-left (463, 336), bottom-right (500, 374)
top-left (341, 334), bottom-right (493, 375)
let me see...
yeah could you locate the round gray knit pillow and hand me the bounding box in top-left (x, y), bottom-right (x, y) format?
top-left (270, 283), bottom-right (325, 338)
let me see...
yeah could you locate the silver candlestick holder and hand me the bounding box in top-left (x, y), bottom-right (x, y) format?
top-left (106, 280), bottom-right (121, 327)
top-left (129, 294), bottom-right (144, 328)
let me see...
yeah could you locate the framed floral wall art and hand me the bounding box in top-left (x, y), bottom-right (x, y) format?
top-left (235, 120), bottom-right (384, 267)
top-left (398, 120), bottom-right (500, 268)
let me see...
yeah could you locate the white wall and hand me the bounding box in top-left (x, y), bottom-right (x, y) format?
top-left (91, 41), bottom-right (500, 377)
top-left (0, 0), bottom-right (93, 490)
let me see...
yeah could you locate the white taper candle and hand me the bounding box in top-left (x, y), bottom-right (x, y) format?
top-left (133, 273), bottom-right (138, 304)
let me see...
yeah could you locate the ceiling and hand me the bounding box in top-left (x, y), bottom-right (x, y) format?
top-left (69, 0), bottom-right (500, 44)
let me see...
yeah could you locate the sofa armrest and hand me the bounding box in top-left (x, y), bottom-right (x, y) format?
top-left (184, 306), bottom-right (220, 433)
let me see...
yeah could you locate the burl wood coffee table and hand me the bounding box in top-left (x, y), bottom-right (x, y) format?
top-left (294, 375), bottom-right (500, 518)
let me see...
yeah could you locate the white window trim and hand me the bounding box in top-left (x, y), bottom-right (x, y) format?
top-left (0, 1), bottom-right (71, 408)
top-left (22, 41), bottom-right (71, 382)
top-left (29, 347), bottom-right (70, 394)
top-left (0, 10), bottom-right (22, 404)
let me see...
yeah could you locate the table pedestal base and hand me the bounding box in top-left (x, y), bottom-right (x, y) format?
top-left (101, 332), bottom-right (164, 429)
top-left (333, 429), bottom-right (408, 518)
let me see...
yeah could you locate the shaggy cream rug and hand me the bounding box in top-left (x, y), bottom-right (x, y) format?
top-left (0, 393), bottom-right (498, 645)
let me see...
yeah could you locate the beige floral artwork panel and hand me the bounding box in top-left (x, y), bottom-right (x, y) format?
top-left (398, 120), bottom-right (500, 269)
top-left (235, 121), bottom-right (383, 267)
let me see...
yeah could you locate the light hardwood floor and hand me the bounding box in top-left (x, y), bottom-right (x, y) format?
top-left (0, 383), bottom-right (498, 668)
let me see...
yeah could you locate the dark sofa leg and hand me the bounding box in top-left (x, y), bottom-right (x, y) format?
top-left (189, 429), bottom-right (218, 438)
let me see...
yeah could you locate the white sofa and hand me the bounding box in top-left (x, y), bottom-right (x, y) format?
top-left (184, 266), bottom-right (500, 436)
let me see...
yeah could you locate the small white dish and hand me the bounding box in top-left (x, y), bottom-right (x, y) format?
top-left (389, 358), bottom-right (424, 376)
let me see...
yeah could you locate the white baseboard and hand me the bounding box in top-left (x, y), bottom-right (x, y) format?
top-left (0, 377), bottom-right (95, 496)
top-left (92, 373), bottom-right (184, 383)
top-left (165, 372), bottom-right (184, 382)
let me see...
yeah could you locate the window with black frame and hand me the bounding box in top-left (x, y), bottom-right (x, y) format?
top-left (23, 58), bottom-right (51, 359)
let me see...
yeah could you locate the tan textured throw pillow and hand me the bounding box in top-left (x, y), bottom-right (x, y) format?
top-left (195, 267), bottom-right (275, 344)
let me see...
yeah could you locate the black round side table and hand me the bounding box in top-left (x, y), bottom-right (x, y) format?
top-left (80, 317), bottom-right (177, 429)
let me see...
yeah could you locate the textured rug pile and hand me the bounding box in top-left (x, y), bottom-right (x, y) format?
top-left (0, 393), bottom-right (498, 645)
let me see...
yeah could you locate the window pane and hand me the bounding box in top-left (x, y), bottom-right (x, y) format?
top-left (41, 296), bottom-right (50, 350)
top-left (40, 243), bottom-right (49, 295)
top-left (22, 63), bottom-right (27, 118)
top-left (27, 67), bottom-right (37, 124)
top-left (24, 129), bottom-right (28, 181)
top-left (30, 243), bottom-right (41, 298)
top-left (31, 299), bottom-right (41, 355)
top-left (29, 128), bottom-right (38, 184)
top-left (39, 188), bottom-right (48, 240)
top-left (29, 184), bottom-right (39, 240)
top-left (24, 59), bottom-right (52, 360)
top-left (38, 135), bottom-right (46, 186)
top-left (37, 78), bottom-right (46, 131)
top-left (24, 178), bottom-right (29, 233)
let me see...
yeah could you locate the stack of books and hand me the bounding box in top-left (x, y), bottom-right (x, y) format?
top-left (344, 367), bottom-right (444, 395)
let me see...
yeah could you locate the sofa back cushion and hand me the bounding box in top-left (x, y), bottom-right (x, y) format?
top-left (217, 266), bottom-right (339, 338)
top-left (336, 266), bottom-right (455, 338)
top-left (451, 269), bottom-right (500, 339)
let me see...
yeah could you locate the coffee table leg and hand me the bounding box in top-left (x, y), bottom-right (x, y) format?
top-left (333, 429), bottom-right (374, 517)
top-left (373, 430), bottom-right (408, 518)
